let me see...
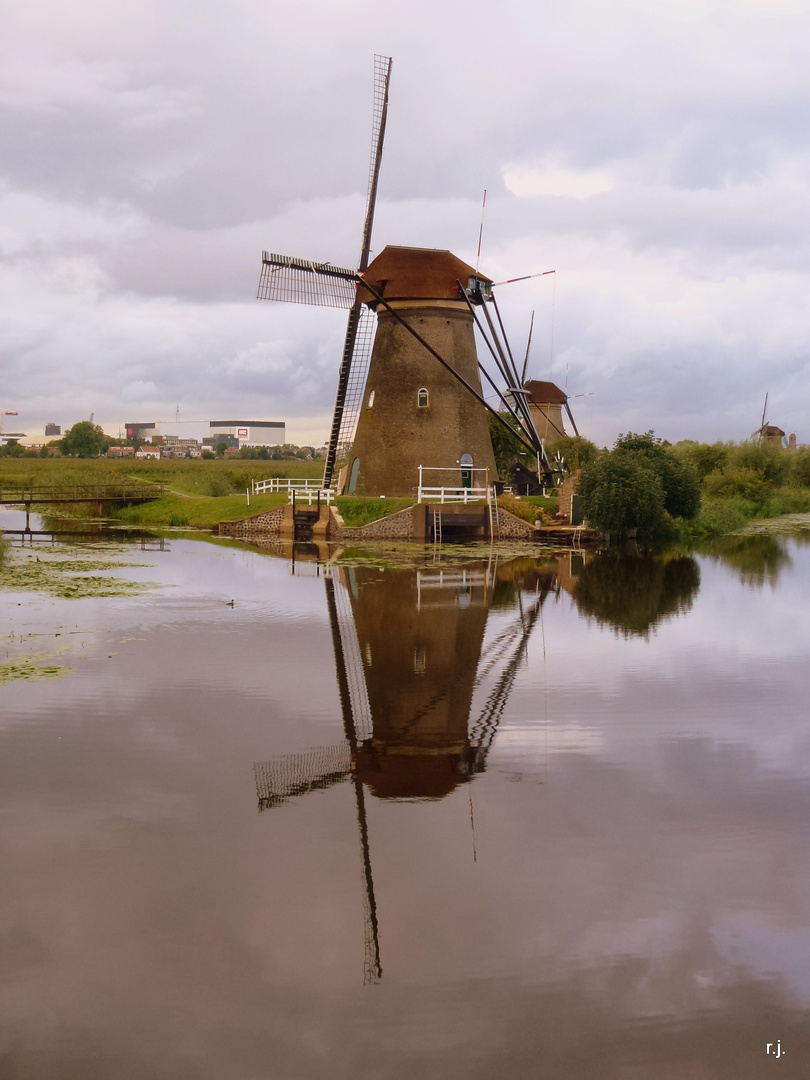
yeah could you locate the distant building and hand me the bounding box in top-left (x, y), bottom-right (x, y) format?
top-left (203, 435), bottom-right (238, 451)
top-left (126, 422), bottom-right (159, 442)
top-left (45, 423), bottom-right (61, 437)
top-left (209, 420), bottom-right (285, 448)
top-left (107, 445), bottom-right (136, 457)
top-left (0, 432), bottom-right (26, 446)
top-left (124, 419), bottom-right (284, 448)
top-left (135, 446), bottom-right (161, 459)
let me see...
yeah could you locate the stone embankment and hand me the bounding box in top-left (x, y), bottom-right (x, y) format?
top-left (218, 506), bottom-right (286, 539)
top-left (216, 503), bottom-right (590, 543)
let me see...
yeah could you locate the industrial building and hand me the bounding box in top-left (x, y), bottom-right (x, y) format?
top-left (125, 420), bottom-right (285, 448)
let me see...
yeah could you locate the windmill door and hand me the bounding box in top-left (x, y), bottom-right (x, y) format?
top-left (460, 453), bottom-right (473, 489)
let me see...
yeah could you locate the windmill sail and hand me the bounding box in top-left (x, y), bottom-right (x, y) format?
top-left (254, 744), bottom-right (352, 810)
top-left (257, 252), bottom-right (356, 308)
top-left (322, 54), bottom-right (392, 489)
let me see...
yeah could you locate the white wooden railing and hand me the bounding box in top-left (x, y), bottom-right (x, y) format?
top-left (252, 477), bottom-right (330, 495)
top-left (418, 486), bottom-right (489, 504)
top-left (288, 489), bottom-right (334, 505)
top-left (417, 465), bottom-right (492, 504)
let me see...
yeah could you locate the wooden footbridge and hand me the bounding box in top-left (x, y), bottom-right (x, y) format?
top-left (1, 483), bottom-right (166, 527)
top-left (1, 483), bottom-right (166, 506)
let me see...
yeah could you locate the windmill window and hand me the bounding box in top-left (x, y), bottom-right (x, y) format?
top-left (367, 389), bottom-right (375, 407)
top-left (413, 646), bottom-right (426, 675)
top-left (417, 388), bottom-right (429, 408)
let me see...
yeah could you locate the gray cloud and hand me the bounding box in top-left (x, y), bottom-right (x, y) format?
top-left (3, 0), bottom-right (810, 443)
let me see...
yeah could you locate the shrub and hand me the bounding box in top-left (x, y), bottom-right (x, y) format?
top-left (789, 448), bottom-right (810, 487)
top-left (579, 453), bottom-right (666, 538)
top-left (726, 440), bottom-right (790, 487)
top-left (498, 494), bottom-right (541, 524)
top-left (550, 435), bottom-right (599, 472)
top-left (693, 496), bottom-right (756, 536)
top-left (703, 466), bottom-right (770, 504)
top-left (578, 431), bottom-right (700, 538)
top-left (671, 440), bottom-right (729, 481)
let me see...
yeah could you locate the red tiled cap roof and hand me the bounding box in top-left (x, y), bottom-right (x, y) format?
top-left (524, 380), bottom-right (566, 405)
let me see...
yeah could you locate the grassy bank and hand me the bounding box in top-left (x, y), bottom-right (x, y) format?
top-left (0, 457), bottom-right (322, 497)
top-left (112, 491), bottom-right (288, 528)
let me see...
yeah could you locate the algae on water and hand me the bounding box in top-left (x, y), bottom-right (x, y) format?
top-left (0, 547), bottom-right (159, 599)
top-left (0, 659), bottom-right (73, 683)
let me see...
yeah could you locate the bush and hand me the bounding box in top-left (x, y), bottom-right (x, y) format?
top-left (671, 440), bottom-right (729, 481)
top-left (790, 448), bottom-right (810, 487)
top-left (579, 453), bottom-right (666, 538)
top-left (498, 494), bottom-right (541, 524)
top-left (694, 496), bottom-right (756, 536)
top-left (703, 466), bottom-right (771, 504)
top-left (550, 435), bottom-right (599, 472)
top-left (578, 431), bottom-right (700, 539)
top-left (726, 440), bottom-right (790, 487)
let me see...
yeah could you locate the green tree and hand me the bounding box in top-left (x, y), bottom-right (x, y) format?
top-left (61, 421), bottom-right (108, 458)
top-left (608, 431), bottom-right (700, 521)
top-left (487, 411), bottom-right (526, 480)
top-left (216, 441), bottom-right (228, 458)
top-left (550, 435), bottom-right (598, 473)
top-left (0, 439), bottom-right (26, 457)
top-left (579, 452), bottom-right (667, 537)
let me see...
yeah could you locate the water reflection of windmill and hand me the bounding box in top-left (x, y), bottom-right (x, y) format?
top-left (254, 562), bottom-right (553, 983)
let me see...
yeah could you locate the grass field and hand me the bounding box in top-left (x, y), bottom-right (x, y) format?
top-left (0, 457), bottom-right (323, 497)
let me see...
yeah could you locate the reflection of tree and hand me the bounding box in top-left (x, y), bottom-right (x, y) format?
top-left (705, 534), bottom-right (791, 588)
top-left (573, 551), bottom-right (701, 637)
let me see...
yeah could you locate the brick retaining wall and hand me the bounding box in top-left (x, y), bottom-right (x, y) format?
top-left (496, 508), bottom-right (538, 540)
top-left (218, 506), bottom-right (285, 538)
top-left (331, 506), bottom-right (414, 541)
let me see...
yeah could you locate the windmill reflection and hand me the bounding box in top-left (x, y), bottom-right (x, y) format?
top-left (254, 557), bottom-right (561, 983)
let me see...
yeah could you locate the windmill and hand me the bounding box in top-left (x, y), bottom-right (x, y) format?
top-left (254, 560), bottom-right (554, 983)
top-left (751, 392), bottom-right (786, 446)
top-left (257, 56), bottom-right (557, 496)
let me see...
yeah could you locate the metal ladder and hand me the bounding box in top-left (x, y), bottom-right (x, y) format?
top-left (432, 507), bottom-right (442, 545)
top-left (487, 486), bottom-right (500, 540)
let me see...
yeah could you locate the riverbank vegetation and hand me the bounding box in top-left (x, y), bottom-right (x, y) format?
top-left (578, 432), bottom-right (810, 543)
top-left (4, 439), bottom-right (810, 543)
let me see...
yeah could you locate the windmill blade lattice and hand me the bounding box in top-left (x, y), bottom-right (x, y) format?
top-left (257, 252), bottom-right (356, 308)
top-left (254, 743), bottom-right (352, 810)
top-left (333, 303), bottom-right (377, 461)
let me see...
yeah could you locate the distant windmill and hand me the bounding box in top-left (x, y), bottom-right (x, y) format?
top-left (256, 56), bottom-right (556, 495)
top-left (751, 392), bottom-right (786, 446)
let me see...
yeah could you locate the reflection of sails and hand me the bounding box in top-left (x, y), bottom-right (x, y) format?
top-left (254, 561), bottom-right (552, 983)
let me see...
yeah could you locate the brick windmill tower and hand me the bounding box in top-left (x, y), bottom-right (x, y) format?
top-left (257, 56), bottom-right (554, 496)
top-left (344, 245), bottom-right (497, 496)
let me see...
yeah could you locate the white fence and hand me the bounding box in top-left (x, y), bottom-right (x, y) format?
top-left (288, 489), bottom-right (334, 505)
top-left (418, 486), bottom-right (489, 504)
top-left (252, 477), bottom-right (329, 495)
top-left (417, 464), bottom-right (493, 504)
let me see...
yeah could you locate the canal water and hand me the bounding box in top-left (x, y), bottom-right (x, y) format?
top-left (2, 515), bottom-right (810, 1078)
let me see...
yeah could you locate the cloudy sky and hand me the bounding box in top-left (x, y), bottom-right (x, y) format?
top-left (2, 0), bottom-right (809, 446)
